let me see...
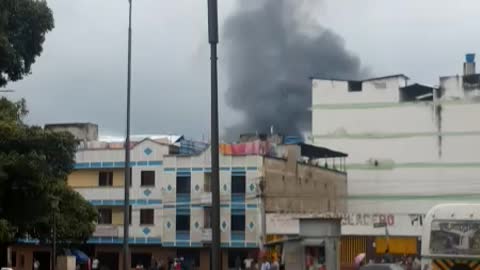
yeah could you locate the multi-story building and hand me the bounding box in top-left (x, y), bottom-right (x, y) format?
top-left (311, 54), bottom-right (480, 264)
top-left (11, 124), bottom-right (347, 270)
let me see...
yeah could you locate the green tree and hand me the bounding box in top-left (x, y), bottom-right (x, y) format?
top-left (0, 0), bottom-right (54, 86)
top-left (0, 97), bottom-right (97, 244)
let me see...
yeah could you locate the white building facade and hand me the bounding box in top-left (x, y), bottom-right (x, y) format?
top-left (311, 57), bottom-right (480, 245)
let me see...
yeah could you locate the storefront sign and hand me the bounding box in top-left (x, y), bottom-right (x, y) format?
top-left (267, 213), bottom-right (426, 236)
top-left (342, 213), bottom-right (426, 236)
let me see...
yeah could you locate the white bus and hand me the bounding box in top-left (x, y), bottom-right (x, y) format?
top-left (422, 204), bottom-right (480, 270)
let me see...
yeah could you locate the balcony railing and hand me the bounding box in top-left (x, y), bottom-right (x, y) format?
top-left (231, 193), bottom-right (245, 203)
top-left (93, 225), bottom-right (121, 237)
top-left (231, 231), bottom-right (245, 241)
top-left (176, 193), bottom-right (191, 204)
top-left (75, 187), bottom-right (124, 201)
top-left (176, 231), bottom-right (190, 241)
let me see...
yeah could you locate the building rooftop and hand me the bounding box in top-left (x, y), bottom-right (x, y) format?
top-left (310, 73), bottom-right (409, 82)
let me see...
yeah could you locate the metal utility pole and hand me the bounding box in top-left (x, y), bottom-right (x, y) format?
top-left (123, 0), bottom-right (133, 269)
top-left (207, 1), bottom-right (220, 270)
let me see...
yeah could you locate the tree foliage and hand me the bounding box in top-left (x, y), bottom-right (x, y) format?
top-left (0, 97), bottom-right (97, 244)
top-left (0, 0), bottom-right (54, 86)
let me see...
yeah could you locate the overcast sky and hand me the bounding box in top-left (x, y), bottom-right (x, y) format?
top-left (6, 0), bottom-right (480, 139)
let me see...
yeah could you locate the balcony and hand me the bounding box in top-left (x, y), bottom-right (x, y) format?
top-left (93, 225), bottom-right (121, 237)
top-left (200, 192), bottom-right (212, 205)
top-left (176, 231), bottom-right (190, 241)
top-left (176, 193), bottom-right (191, 204)
top-left (75, 187), bottom-right (124, 202)
top-left (202, 228), bottom-right (212, 242)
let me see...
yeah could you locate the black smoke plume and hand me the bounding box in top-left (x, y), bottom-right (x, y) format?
top-left (223, 0), bottom-right (368, 140)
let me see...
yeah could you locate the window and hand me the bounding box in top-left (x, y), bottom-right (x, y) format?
top-left (176, 215), bottom-right (190, 231)
top-left (98, 208), bottom-right (112, 224)
top-left (131, 253), bottom-right (151, 268)
top-left (176, 176), bottom-right (191, 194)
top-left (98, 171), bottom-right (113, 186)
top-left (348, 80), bottom-right (362, 92)
top-left (231, 175), bottom-right (246, 194)
top-left (231, 215), bottom-right (245, 231)
top-left (141, 171), bottom-right (155, 186)
top-left (140, 209), bottom-right (154, 225)
top-left (204, 173), bottom-right (211, 192)
top-left (204, 207), bottom-right (211, 229)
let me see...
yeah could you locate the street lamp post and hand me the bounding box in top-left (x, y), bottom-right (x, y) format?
top-left (123, 0), bottom-right (133, 269)
top-left (51, 199), bottom-right (59, 270)
top-left (207, 1), bottom-right (220, 270)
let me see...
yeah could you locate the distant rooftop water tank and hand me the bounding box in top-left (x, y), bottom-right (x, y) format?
top-left (466, 53), bottom-right (475, 63)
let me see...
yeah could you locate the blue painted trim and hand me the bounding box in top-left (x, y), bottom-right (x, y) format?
top-left (148, 161), bottom-right (163, 166)
top-left (90, 162), bottom-right (102, 168)
top-left (221, 243), bottom-right (230, 248)
top-left (89, 199), bottom-right (162, 206)
top-left (175, 241), bottom-right (191, 247)
top-left (136, 199), bottom-right (148, 205)
top-left (74, 160), bottom-right (163, 169)
top-left (231, 242), bottom-right (245, 247)
top-left (231, 167), bottom-right (245, 172)
top-left (176, 231), bottom-right (190, 241)
top-left (231, 204), bottom-right (246, 210)
top-left (220, 167), bottom-right (231, 171)
top-left (102, 162), bottom-right (114, 167)
top-left (86, 237), bottom-right (162, 245)
top-left (191, 242), bottom-right (203, 247)
top-left (148, 199), bottom-right (162, 204)
top-left (162, 242), bottom-right (175, 247)
top-left (191, 167), bottom-right (203, 172)
top-left (246, 204), bottom-right (257, 209)
top-left (204, 168), bottom-right (212, 173)
top-left (191, 204), bottom-right (203, 209)
top-left (246, 167), bottom-right (258, 171)
top-left (220, 204), bottom-right (230, 208)
top-left (176, 208), bottom-right (191, 215)
top-left (177, 168), bottom-right (191, 172)
top-left (246, 243), bottom-right (258, 248)
top-left (231, 232), bottom-right (246, 242)
top-left (232, 194), bottom-right (245, 203)
top-left (148, 238), bottom-right (162, 244)
top-left (176, 172), bottom-right (191, 177)
top-left (164, 168), bottom-right (176, 173)
top-left (231, 208), bottom-right (245, 215)
top-left (177, 194), bottom-right (191, 203)
top-left (114, 162), bottom-right (125, 167)
top-left (232, 171), bottom-right (246, 177)
top-left (75, 162), bottom-right (90, 169)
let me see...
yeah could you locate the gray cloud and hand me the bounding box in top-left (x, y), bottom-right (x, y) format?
top-left (222, 0), bottom-right (367, 140)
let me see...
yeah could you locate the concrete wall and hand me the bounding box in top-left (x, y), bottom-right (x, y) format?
top-left (263, 156), bottom-right (347, 214)
top-left (312, 75), bottom-right (480, 236)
